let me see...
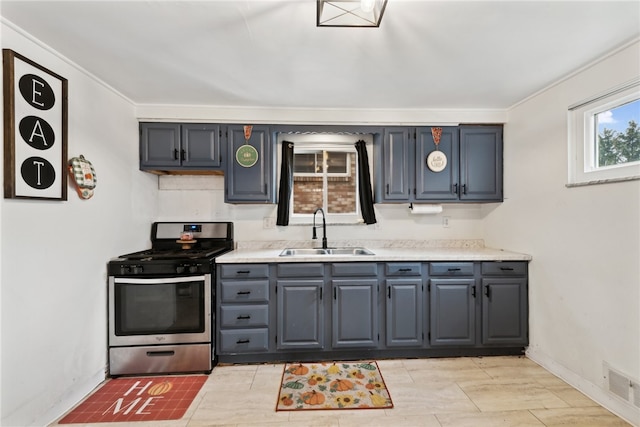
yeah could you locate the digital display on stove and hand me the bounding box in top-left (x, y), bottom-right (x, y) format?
top-left (183, 224), bottom-right (202, 232)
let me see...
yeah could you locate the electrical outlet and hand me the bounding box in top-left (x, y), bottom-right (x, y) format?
top-left (263, 217), bottom-right (276, 229)
top-left (442, 216), bottom-right (451, 228)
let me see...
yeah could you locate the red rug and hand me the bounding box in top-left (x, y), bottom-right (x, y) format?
top-left (58, 375), bottom-right (207, 424)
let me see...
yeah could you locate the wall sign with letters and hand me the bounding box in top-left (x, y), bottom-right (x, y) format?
top-left (3, 49), bottom-right (68, 200)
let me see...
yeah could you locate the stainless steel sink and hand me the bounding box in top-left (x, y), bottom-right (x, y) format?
top-left (279, 247), bottom-right (375, 257)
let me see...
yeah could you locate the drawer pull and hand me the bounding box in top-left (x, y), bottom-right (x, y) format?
top-left (448, 268), bottom-right (461, 272)
top-left (236, 339), bottom-right (250, 344)
top-left (237, 291), bottom-right (251, 295)
top-left (236, 270), bottom-right (250, 274)
top-left (399, 268), bottom-right (412, 272)
top-left (146, 350), bottom-right (175, 357)
top-left (500, 267), bottom-right (514, 271)
top-left (236, 315), bottom-right (251, 320)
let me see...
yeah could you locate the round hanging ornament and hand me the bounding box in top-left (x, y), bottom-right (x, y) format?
top-left (426, 127), bottom-right (447, 172)
top-left (235, 125), bottom-right (259, 168)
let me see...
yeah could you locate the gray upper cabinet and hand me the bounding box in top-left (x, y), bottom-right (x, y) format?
top-left (459, 125), bottom-right (503, 201)
top-left (139, 122), bottom-right (222, 171)
top-left (416, 127), bottom-right (460, 201)
top-left (381, 128), bottom-right (412, 200)
top-left (378, 125), bottom-right (502, 203)
top-left (225, 125), bottom-right (275, 203)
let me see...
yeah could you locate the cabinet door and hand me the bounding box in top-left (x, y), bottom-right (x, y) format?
top-left (381, 128), bottom-right (411, 201)
top-left (415, 126), bottom-right (459, 201)
top-left (430, 278), bottom-right (477, 346)
top-left (182, 124), bottom-right (222, 168)
top-left (225, 125), bottom-right (274, 203)
top-left (459, 125), bottom-right (503, 201)
top-left (276, 280), bottom-right (324, 350)
top-left (140, 123), bottom-right (181, 168)
top-left (386, 279), bottom-right (423, 347)
top-left (332, 279), bottom-right (378, 348)
top-left (481, 277), bottom-right (527, 345)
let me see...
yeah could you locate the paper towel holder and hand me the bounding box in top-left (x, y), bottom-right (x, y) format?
top-left (409, 203), bottom-right (443, 214)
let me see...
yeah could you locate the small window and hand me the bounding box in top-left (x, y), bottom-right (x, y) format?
top-left (568, 79), bottom-right (640, 186)
top-left (595, 99), bottom-right (640, 168)
top-left (292, 146), bottom-right (358, 216)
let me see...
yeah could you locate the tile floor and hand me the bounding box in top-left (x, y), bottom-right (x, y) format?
top-left (53, 356), bottom-right (631, 426)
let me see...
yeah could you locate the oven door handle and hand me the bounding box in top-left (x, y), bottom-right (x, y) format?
top-left (113, 276), bottom-right (206, 284)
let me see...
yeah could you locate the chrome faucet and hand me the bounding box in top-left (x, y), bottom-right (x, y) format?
top-left (312, 207), bottom-right (328, 249)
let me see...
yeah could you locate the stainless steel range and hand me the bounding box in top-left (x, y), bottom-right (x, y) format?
top-left (107, 221), bottom-right (233, 376)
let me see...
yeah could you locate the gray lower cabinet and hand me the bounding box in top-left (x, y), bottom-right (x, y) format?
top-left (217, 260), bottom-right (528, 361)
top-left (429, 262), bottom-right (477, 346)
top-left (481, 262), bottom-right (528, 345)
top-left (384, 262), bottom-right (424, 347)
top-left (429, 261), bottom-right (528, 347)
top-left (429, 277), bottom-right (477, 346)
top-left (332, 278), bottom-right (379, 348)
top-left (276, 279), bottom-right (325, 350)
top-left (275, 263), bottom-right (325, 350)
top-left (386, 278), bottom-right (423, 347)
top-left (330, 263), bottom-right (379, 349)
top-left (217, 264), bottom-right (270, 354)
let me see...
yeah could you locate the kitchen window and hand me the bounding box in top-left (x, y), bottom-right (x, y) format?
top-left (291, 145), bottom-right (359, 217)
top-left (276, 132), bottom-right (375, 225)
top-left (568, 79), bottom-right (640, 186)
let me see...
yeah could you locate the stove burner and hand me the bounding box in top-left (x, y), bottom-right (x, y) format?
top-left (108, 221), bottom-right (234, 277)
top-left (121, 247), bottom-right (228, 261)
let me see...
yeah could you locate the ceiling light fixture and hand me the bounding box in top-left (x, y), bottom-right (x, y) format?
top-left (317, 0), bottom-right (388, 27)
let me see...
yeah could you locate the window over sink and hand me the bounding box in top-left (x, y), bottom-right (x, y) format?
top-left (276, 132), bottom-right (375, 224)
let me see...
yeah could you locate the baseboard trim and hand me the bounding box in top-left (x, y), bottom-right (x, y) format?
top-left (526, 347), bottom-right (640, 426)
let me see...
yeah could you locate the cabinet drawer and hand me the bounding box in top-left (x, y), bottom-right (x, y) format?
top-left (481, 262), bottom-right (527, 276)
top-left (220, 264), bottom-right (269, 279)
top-left (331, 263), bottom-right (378, 277)
top-left (386, 263), bottom-right (422, 276)
top-left (219, 329), bottom-right (269, 353)
top-left (429, 262), bottom-right (474, 276)
top-left (220, 305), bottom-right (269, 328)
top-left (220, 280), bottom-right (269, 303)
top-left (276, 263), bottom-right (324, 277)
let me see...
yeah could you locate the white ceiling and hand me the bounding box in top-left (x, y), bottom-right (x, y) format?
top-left (1, 1), bottom-right (639, 110)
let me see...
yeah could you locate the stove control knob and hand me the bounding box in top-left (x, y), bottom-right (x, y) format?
top-left (133, 265), bottom-right (144, 274)
top-left (121, 265), bottom-right (131, 275)
top-left (189, 265), bottom-right (199, 274)
top-left (176, 265), bottom-right (185, 274)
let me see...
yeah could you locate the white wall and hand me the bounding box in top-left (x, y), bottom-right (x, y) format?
top-left (156, 175), bottom-right (491, 242)
top-left (0, 22), bottom-right (158, 426)
top-left (484, 41), bottom-right (640, 424)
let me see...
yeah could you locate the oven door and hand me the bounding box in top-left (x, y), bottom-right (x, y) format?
top-left (108, 275), bottom-right (211, 347)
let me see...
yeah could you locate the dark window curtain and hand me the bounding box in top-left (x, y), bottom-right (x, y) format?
top-left (276, 141), bottom-right (294, 226)
top-left (355, 140), bottom-right (377, 225)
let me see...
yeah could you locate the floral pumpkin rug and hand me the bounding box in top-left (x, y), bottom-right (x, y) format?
top-left (276, 361), bottom-right (393, 411)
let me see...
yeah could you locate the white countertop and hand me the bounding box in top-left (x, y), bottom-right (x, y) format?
top-left (216, 240), bottom-right (532, 263)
